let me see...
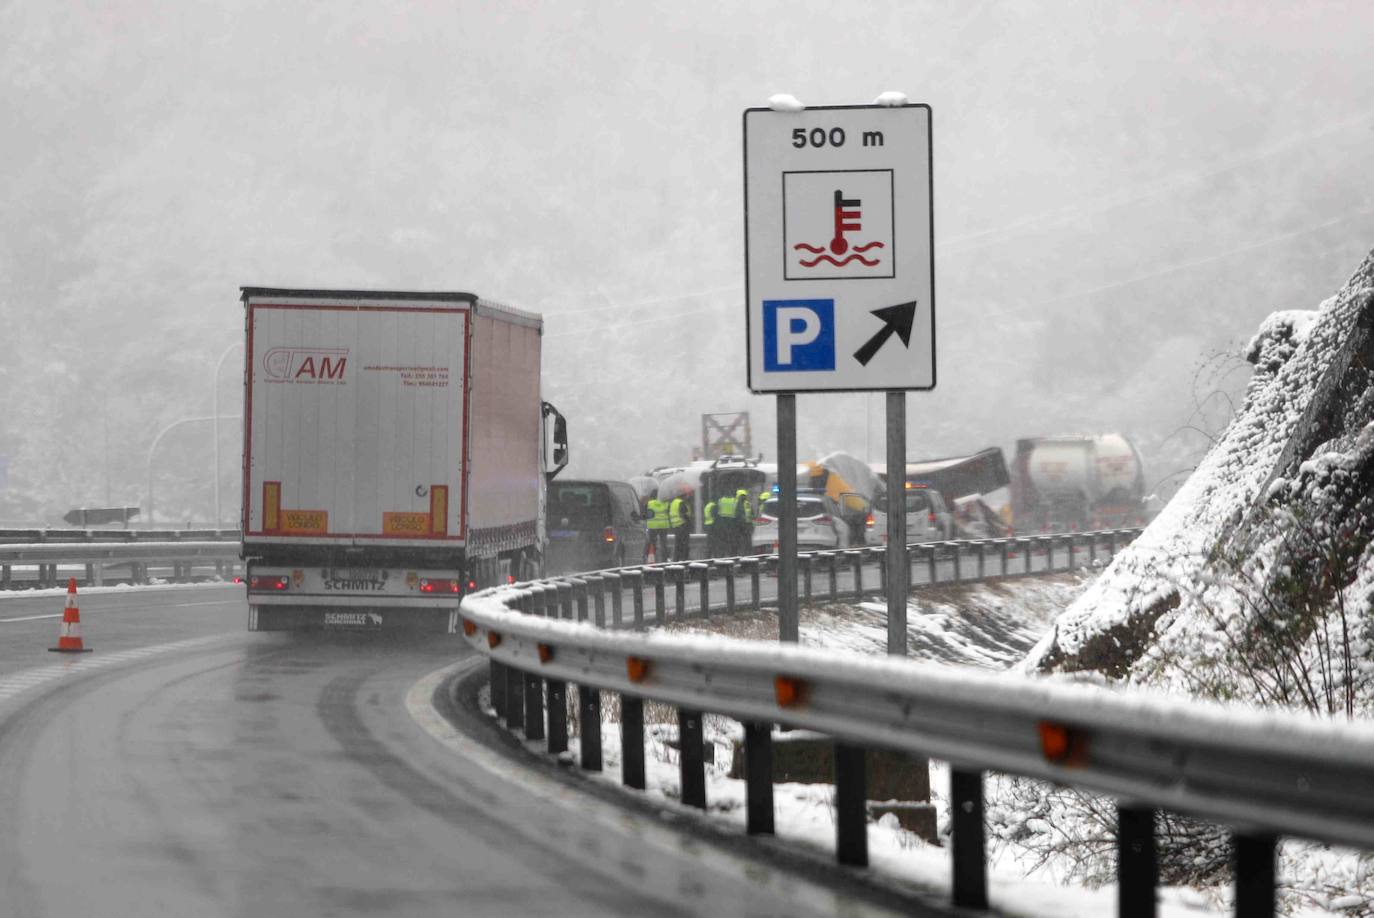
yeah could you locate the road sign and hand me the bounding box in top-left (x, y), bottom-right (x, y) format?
top-left (701, 412), bottom-right (752, 459)
top-left (744, 104), bottom-right (934, 392)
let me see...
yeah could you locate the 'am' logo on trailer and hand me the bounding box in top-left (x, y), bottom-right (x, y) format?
top-left (762, 299), bottom-right (835, 372)
top-left (263, 347), bottom-right (349, 384)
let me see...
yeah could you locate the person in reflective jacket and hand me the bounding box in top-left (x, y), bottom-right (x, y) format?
top-left (703, 498), bottom-right (724, 557)
top-left (732, 488), bottom-right (754, 555)
top-left (645, 496), bottom-right (671, 561)
top-left (669, 494), bottom-right (693, 561)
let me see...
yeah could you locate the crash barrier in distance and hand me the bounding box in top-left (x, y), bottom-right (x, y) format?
top-left (526, 529), bottom-right (1143, 628)
top-left (0, 540), bottom-right (243, 589)
top-left (459, 528), bottom-right (1364, 917)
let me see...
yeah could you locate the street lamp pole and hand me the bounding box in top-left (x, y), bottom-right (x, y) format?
top-left (213, 342), bottom-right (244, 527)
top-left (146, 415), bottom-right (241, 526)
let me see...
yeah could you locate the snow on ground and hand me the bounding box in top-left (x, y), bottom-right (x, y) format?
top-left (658, 571), bottom-right (1095, 669)
top-left (484, 696), bottom-right (1221, 917)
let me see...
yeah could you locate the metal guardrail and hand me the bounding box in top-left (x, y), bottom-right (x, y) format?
top-left (522, 529), bottom-right (1141, 627)
top-left (0, 540), bottom-right (242, 589)
top-left (0, 528), bottom-right (239, 544)
top-left (458, 528), bottom-right (1364, 917)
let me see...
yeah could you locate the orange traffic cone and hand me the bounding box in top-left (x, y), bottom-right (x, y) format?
top-left (49, 578), bottom-right (92, 654)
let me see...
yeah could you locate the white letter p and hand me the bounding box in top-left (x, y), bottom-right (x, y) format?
top-left (775, 306), bottom-right (820, 366)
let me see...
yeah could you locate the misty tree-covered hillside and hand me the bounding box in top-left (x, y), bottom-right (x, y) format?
top-left (2, 3), bottom-right (1373, 524)
top-left (1029, 246), bottom-right (1374, 716)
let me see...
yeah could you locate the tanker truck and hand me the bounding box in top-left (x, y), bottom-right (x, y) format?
top-left (1010, 434), bottom-right (1146, 533)
top-left (239, 287), bottom-right (568, 631)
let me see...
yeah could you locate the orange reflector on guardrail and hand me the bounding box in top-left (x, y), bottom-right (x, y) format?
top-left (774, 675), bottom-right (807, 708)
top-left (1038, 720), bottom-right (1089, 766)
top-left (461, 618), bottom-right (477, 637)
top-left (537, 643), bottom-right (554, 663)
top-left (626, 656), bottom-right (651, 683)
top-left (487, 631), bottom-right (502, 649)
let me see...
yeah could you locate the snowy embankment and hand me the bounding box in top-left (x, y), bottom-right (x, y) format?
top-left (1008, 247), bottom-right (1374, 914)
top-left (1027, 248), bottom-right (1374, 682)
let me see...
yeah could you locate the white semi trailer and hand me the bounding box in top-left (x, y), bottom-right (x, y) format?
top-left (239, 287), bottom-right (567, 631)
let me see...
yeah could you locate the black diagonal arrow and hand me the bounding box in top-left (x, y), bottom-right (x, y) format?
top-left (852, 299), bottom-right (918, 366)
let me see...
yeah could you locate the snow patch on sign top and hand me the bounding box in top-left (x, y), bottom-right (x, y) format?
top-left (766, 93), bottom-right (804, 112)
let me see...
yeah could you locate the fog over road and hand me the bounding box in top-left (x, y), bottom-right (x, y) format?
top-left (0, 587), bottom-right (904, 917)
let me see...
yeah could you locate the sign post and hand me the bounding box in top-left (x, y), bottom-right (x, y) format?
top-left (744, 101), bottom-right (934, 652)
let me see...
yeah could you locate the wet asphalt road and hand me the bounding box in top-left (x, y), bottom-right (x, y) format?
top-left (0, 585), bottom-right (902, 918)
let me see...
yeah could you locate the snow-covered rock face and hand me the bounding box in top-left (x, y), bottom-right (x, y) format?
top-left (1027, 248), bottom-right (1374, 698)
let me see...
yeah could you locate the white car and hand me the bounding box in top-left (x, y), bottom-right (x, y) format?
top-left (866, 483), bottom-right (952, 545)
top-left (752, 492), bottom-right (853, 552)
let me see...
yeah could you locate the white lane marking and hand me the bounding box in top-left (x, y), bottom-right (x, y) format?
top-left (405, 662), bottom-right (897, 918)
top-left (0, 614), bottom-right (63, 623)
top-left (0, 634), bottom-right (236, 706)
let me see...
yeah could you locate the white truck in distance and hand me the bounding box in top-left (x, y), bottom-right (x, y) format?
top-left (240, 287), bottom-right (567, 631)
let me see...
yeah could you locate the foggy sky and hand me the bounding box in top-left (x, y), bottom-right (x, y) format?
top-left (2, 0), bottom-right (1372, 522)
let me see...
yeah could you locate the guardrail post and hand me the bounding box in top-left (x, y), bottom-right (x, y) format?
top-left (575, 580), bottom-right (589, 622)
top-left (877, 550), bottom-right (887, 594)
top-left (1108, 530), bottom-right (1118, 557)
top-left (827, 552), bottom-right (838, 602)
top-left (524, 673), bottom-right (544, 741)
top-left (559, 582), bottom-right (574, 619)
top-left (84, 562), bottom-right (95, 585)
top-left (653, 569), bottom-right (666, 625)
top-left (679, 708), bottom-right (706, 809)
top-left (621, 696), bottom-right (645, 789)
top-left (547, 680), bottom-right (568, 754)
top-left (724, 562), bottom-right (736, 614)
top-left (744, 722), bottom-right (774, 835)
top-left (695, 563), bottom-right (710, 618)
top-left (834, 743), bottom-right (867, 867)
top-left (1089, 533), bottom-right (1098, 565)
top-left (631, 571), bottom-right (645, 630)
top-left (851, 551), bottom-right (863, 596)
top-left (750, 559), bottom-right (761, 611)
top-left (1233, 833), bottom-right (1276, 917)
top-left (951, 768), bottom-right (988, 909)
top-left (1000, 539), bottom-right (1009, 576)
top-left (976, 541), bottom-right (985, 579)
top-left (927, 544), bottom-right (937, 585)
top-left (506, 665), bottom-right (525, 730)
top-left (672, 566), bottom-right (686, 618)
top-left (802, 554), bottom-right (813, 604)
top-left (952, 542), bottom-right (962, 581)
top-left (579, 686), bottom-right (602, 771)
top-left (1046, 536), bottom-right (1055, 570)
top-left (1117, 805), bottom-right (1156, 918)
top-left (1, 564), bottom-right (10, 589)
top-left (591, 575), bottom-right (606, 626)
top-left (605, 572), bottom-right (622, 626)
top-left (490, 660), bottom-right (507, 720)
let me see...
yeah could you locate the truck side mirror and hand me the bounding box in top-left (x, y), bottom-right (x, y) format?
top-left (543, 402), bottom-right (570, 482)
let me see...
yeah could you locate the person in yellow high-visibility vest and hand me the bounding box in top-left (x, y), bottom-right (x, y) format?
top-left (669, 494), bottom-right (693, 561)
top-left (703, 498), bottom-right (723, 557)
top-left (715, 491), bottom-right (739, 557)
top-left (732, 487), bottom-right (755, 555)
top-left (645, 496), bottom-right (671, 562)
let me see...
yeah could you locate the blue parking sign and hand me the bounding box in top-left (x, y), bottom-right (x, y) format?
top-left (763, 299), bottom-right (835, 372)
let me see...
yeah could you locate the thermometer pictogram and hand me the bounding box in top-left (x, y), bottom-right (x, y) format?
top-left (830, 190), bottom-right (862, 255)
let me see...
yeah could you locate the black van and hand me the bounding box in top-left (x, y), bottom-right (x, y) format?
top-left (546, 479), bottom-right (649, 574)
